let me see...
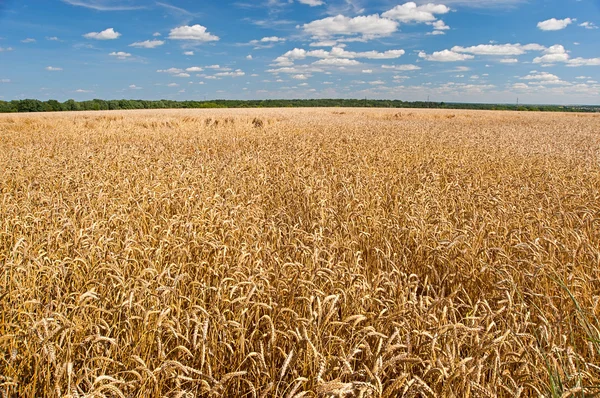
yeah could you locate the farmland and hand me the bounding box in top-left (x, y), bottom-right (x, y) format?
top-left (1, 109), bottom-right (599, 397)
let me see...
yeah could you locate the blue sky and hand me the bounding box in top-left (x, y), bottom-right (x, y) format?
top-left (0, 0), bottom-right (599, 104)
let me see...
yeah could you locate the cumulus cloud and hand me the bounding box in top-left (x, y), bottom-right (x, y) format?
top-left (532, 44), bottom-right (569, 64)
top-left (302, 14), bottom-right (398, 39)
top-left (129, 84), bottom-right (142, 89)
top-left (186, 67), bottom-right (204, 72)
top-left (169, 25), bottom-right (219, 41)
top-left (313, 58), bottom-right (361, 66)
top-left (292, 74), bottom-right (310, 80)
top-left (579, 22), bottom-right (598, 29)
top-left (520, 71), bottom-right (567, 85)
top-left (250, 36), bottom-right (286, 44)
top-left (537, 18), bottom-right (574, 31)
top-left (381, 64), bottom-right (421, 71)
top-left (21, 38), bottom-right (36, 43)
top-left (499, 58), bottom-right (518, 63)
top-left (75, 89), bottom-right (93, 93)
top-left (84, 28), bottom-right (121, 40)
top-left (158, 67), bottom-right (184, 74)
top-left (184, 51), bottom-right (194, 55)
top-left (109, 51), bottom-right (131, 59)
top-left (566, 57), bottom-right (600, 67)
top-left (382, 2), bottom-right (450, 23)
top-left (452, 43), bottom-right (545, 55)
top-left (129, 39), bottom-right (165, 48)
top-left (45, 66), bottom-right (63, 71)
top-left (418, 50), bottom-right (474, 62)
top-left (273, 47), bottom-right (405, 67)
top-left (215, 69), bottom-right (245, 77)
top-left (0, 47), bottom-right (14, 52)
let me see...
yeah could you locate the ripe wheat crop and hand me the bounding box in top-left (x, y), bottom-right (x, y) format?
top-left (1, 108), bottom-right (599, 397)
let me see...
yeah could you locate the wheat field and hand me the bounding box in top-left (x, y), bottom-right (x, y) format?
top-left (1, 108), bottom-right (599, 397)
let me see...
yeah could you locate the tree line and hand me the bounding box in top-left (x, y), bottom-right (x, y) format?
top-left (1, 98), bottom-right (598, 113)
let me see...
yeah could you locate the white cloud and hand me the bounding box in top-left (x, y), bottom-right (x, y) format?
top-left (310, 40), bottom-right (338, 47)
top-left (205, 65), bottom-right (222, 69)
top-left (362, 69), bottom-right (373, 73)
top-left (215, 69), bottom-right (245, 77)
top-left (46, 36), bottom-right (60, 41)
top-left (532, 44), bottom-right (569, 64)
top-left (566, 57), bottom-right (600, 67)
top-left (292, 74), bottom-right (309, 80)
top-left (381, 64), bottom-right (421, 71)
top-left (175, 73), bottom-right (191, 78)
top-left (382, 2), bottom-right (449, 22)
top-left (520, 71), bottom-right (569, 85)
top-left (452, 43), bottom-right (545, 55)
top-left (153, 32), bottom-right (162, 36)
top-left (313, 58), bottom-right (361, 66)
top-left (537, 18), bottom-right (574, 31)
top-left (158, 68), bottom-right (184, 74)
top-left (45, 66), bottom-right (63, 71)
top-left (274, 47), bottom-right (405, 67)
top-left (169, 25), bottom-right (219, 41)
top-left (499, 58), bottom-right (518, 63)
top-left (0, 47), bottom-right (14, 52)
top-left (129, 39), bottom-right (165, 48)
top-left (75, 89), bottom-right (92, 93)
top-left (84, 28), bottom-right (121, 40)
top-left (1, 79), bottom-right (11, 83)
top-left (186, 67), bottom-right (204, 72)
top-left (109, 51), bottom-right (131, 59)
top-left (298, 0), bottom-right (324, 6)
top-left (246, 54), bottom-right (253, 60)
top-left (129, 84), bottom-right (142, 89)
top-left (167, 83), bottom-right (179, 87)
top-left (432, 20), bottom-right (450, 30)
top-left (302, 14), bottom-right (398, 39)
top-left (21, 38), bottom-right (36, 43)
top-left (418, 50), bottom-right (474, 62)
top-left (427, 30), bottom-right (445, 35)
top-left (184, 51), bottom-right (194, 56)
top-left (579, 22), bottom-right (598, 30)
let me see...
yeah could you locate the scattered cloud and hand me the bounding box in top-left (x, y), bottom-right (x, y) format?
top-left (537, 18), bottom-right (574, 31)
top-left (532, 44), bottom-right (569, 64)
top-left (45, 66), bottom-right (63, 71)
top-left (184, 51), bottom-right (194, 55)
top-left (21, 38), bottom-right (36, 43)
top-left (418, 49), bottom-right (475, 62)
top-left (169, 25), bottom-right (219, 41)
top-left (302, 14), bottom-right (398, 39)
top-left (0, 47), bottom-right (14, 52)
top-left (109, 51), bottom-right (132, 59)
top-left (84, 28), bottom-right (121, 40)
top-left (1, 79), bottom-right (10, 83)
top-left (215, 69), bottom-right (245, 77)
top-left (382, 2), bottom-right (449, 23)
top-left (381, 64), bottom-right (421, 71)
top-left (130, 39), bottom-right (165, 48)
top-left (579, 22), bottom-right (598, 30)
top-left (46, 36), bottom-right (60, 41)
top-left (246, 54), bottom-right (253, 60)
top-left (499, 58), bottom-right (518, 63)
top-left (186, 67), bottom-right (204, 72)
top-left (129, 84), bottom-right (142, 89)
top-left (75, 89), bottom-right (93, 93)
top-left (452, 43), bottom-right (545, 56)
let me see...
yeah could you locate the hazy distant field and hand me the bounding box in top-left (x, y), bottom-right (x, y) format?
top-left (1, 109), bottom-right (599, 397)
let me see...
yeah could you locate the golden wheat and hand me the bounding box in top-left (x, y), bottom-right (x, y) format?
top-left (1, 108), bottom-right (599, 397)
